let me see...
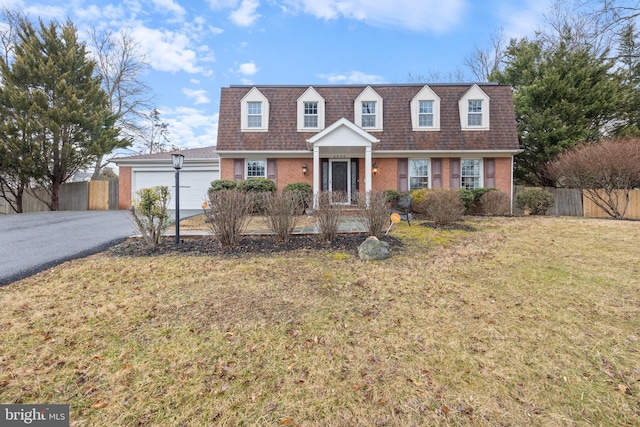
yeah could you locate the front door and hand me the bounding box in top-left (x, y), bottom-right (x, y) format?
top-left (330, 160), bottom-right (350, 203)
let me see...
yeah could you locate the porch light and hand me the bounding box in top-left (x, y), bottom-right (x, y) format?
top-left (302, 163), bottom-right (308, 175)
top-left (172, 153), bottom-right (184, 170)
top-left (373, 162), bottom-right (378, 175)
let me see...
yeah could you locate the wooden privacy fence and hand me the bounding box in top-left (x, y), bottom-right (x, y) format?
top-left (513, 185), bottom-right (640, 219)
top-left (0, 179), bottom-right (119, 214)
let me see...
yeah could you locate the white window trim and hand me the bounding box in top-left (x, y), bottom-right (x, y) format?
top-left (297, 86), bottom-right (325, 132)
top-left (411, 85), bottom-right (441, 131)
top-left (245, 159), bottom-right (267, 179)
top-left (354, 86), bottom-right (383, 131)
top-left (409, 158), bottom-right (431, 190)
top-left (459, 84), bottom-right (490, 130)
top-left (241, 87), bottom-right (269, 132)
top-left (460, 158), bottom-right (483, 190)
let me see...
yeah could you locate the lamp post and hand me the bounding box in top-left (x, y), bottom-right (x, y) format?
top-left (171, 153), bottom-right (184, 244)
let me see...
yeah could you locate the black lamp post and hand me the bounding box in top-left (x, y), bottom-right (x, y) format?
top-left (171, 153), bottom-right (184, 244)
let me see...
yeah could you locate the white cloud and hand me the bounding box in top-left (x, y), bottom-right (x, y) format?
top-left (151, 0), bottom-right (186, 16)
top-left (319, 71), bottom-right (386, 84)
top-left (240, 78), bottom-right (253, 85)
top-left (182, 88), bottom-right (211, 105)
top-left (282, 0), bottom-right (466, 33)
top-left (496, 0), bottom-right (552, 40)
top-left (165, 107), bottom-right (219, 148)
top-left (238, 61), bottom-right (259, 75)
top-left (209, 25), bottom-right (225, 35)
top-left (230, 0), bottom-right (260, 27)
top-left (130, 25), bottom-right (210, 75)
top-left (206, 0), bottom-right (239, 9)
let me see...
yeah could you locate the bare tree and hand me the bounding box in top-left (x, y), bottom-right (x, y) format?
top-left (464, 27), bottom-right (507, 81)
top-left (135, 108), bottom-right (172, 155)
top-left (88, 28), bottom-right (154, 178)
top-left (548, 138), bottom-right (640, 219)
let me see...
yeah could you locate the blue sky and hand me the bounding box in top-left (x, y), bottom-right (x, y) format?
top-left (3, 0), bottom-right (556, 150)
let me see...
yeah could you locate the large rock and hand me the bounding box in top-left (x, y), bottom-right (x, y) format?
top-left (358, 236), bottom-right (391, 261)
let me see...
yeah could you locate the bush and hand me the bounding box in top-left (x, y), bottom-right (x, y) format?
top-left (205, 190), bottom-right (253, 246)
top-left (129, 186), bottom-right (171, 247)
top-left (516, 188), bottom-right (554, 215)
top-left (480, 190), bottom-right (510, 215)
top-left (409, 189), bottom-right (429, 215)
top-left (236, 178), bottom-right (277, 193)
top-left (355, 191), bottom-right (391, 238)
top-left (424, 188), bottom-right (465, 226)
top-left (459, 189), bottom-right (475, 210)
top-left (283, 182), bottom-right (313, 213)
top-left (209, 179), bottom-right (237, 192)
top-left (383, 189), bottom-right (400, 205)
top-left (314, 191), bottom-right (344, 242)
top-left (263, 191), bottom-right (300, 243)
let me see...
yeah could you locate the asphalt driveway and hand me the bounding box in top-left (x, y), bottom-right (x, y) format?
top-left (0, 210), bottom-right (136, 286)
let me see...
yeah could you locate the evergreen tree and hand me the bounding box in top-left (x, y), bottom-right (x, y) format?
top-left (3, 19), bottom-right (120, 210)
top-left (492, 35), bottom-right (622, 186)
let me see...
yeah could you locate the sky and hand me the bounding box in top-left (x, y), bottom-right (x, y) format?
top-left (1, 0), bottom-right (557, 151)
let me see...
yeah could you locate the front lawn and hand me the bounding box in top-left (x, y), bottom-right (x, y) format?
top-left (0, 216), bottom-right (638, 426)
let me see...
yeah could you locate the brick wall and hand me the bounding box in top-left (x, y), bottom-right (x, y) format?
top-left (371, 158), bottom-right (398, 191)
top-left (274, 158), bottom-right (313, 190)
top-left (118, 166), bottom-right (132, 209)
top-left (220, 158), bottom-right (235, 180)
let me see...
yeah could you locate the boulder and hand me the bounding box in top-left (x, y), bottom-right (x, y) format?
top-left (358, 236), bottom-right (391, 261)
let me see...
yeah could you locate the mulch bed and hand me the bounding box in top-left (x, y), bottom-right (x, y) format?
top-left (110, 234), bottom-right (404, 258)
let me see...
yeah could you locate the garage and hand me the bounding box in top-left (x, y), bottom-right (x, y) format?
top-left (114, 146), bottom-right (219, 210)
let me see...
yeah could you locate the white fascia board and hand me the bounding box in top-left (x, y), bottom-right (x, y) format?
top-left (215, 150), bottom-right (311, 158)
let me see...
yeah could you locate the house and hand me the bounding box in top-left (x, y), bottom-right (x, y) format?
top-left (215, 83), bottom-right (520, 207)
top-left (114, 146), bottom-right (219, 210)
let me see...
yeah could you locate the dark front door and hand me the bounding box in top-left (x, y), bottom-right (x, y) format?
top-left (331, 161), bottom-right (348, 192)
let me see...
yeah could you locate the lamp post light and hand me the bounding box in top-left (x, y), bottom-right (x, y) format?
top-left (171, 153), bottom-right (184, 244)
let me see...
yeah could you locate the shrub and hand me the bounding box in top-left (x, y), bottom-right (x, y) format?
top-left (209, 179), bottom-right (237, 192)
top-left (383, 189), bottom-right (400, 205)
top-left (409, 189), bottom-right (429, 215)
top-left (236, 178), bottom-right (277, 193)
top-left (480, 190), bottom-right (510, 215)
top-left (283, 182), bottom-right (313, 213)
top-left (424, 188), bottom-right (466, 225)
top-left (129, 186), bottom-right (171, 248)
top-left (459, 189), bottom-right (475, 210)
top-left (355, 191), bottom-right (391, 238)
top-left (205, 190), bottom-right (253, 246)
top-left (516, 188), bottom-right (554, 215)
top-left (314, 191), bottom-right (344, 242)
top-left (263, 191), bottom-right (300, 243)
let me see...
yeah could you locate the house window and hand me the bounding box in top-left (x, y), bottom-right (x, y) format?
top-left (246, 160), bottom-right (266, 178)
top-left (418, 101), bottom-right (434, 127)
top-left (409, 159), bottom-right (429, 190)
top-left (361, 101), bottom-right (376, 128)
top-left (304, 102), bottom-right (318, 128)
top-left (461, 159), bottom-right (481, 190)
top-left (247, 102), bottom-right (262, 128)
top-left (468, 100), bottom-right (483, 127)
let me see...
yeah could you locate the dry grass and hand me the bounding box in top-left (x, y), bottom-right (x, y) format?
top-left (0, 216), bottom-right (639, 426)
top-left (180, 214), bottom-right (317, 232)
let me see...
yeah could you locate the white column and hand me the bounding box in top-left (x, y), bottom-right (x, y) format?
top-left (313, 146), bottom-right (320, 209)
top-left (365, 146), bottom-right (372, 207)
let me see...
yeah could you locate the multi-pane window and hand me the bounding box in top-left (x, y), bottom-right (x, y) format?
top-left (418, 101), bottom-right (434, 127)
top-left (246, 160), bottom-right (266, 178)
top-left (409, 159), bottom-right (429, 190)
top-left (461, 159), bottom-right (480, 190)
top-left (304, 101), bottom-right (318, 128)
top-left (247, 102), bottom-right (262, 128)
top-left (468, 100), bottom-right (483, 126)
top-left (361, 101), bottom-right (376, 127)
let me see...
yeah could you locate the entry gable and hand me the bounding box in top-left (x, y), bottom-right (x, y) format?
top-left (306, 117), bottom-right (379, 149)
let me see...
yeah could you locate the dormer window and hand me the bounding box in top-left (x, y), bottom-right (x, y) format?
top-left (247, 102), bottom-right (262, 128)
top-left (241, 87), bottom-right (269, 132)
top-left (304, 102), bottom-right (318, 128)
top-left (297, 86), bottom-right (325, 132)
top-left (354, 86), bottom-right (383, 131)
top-left (468, 100), bottom-right (483, 126)
top-left (411, 85), bottom-right (440, 131)
top-left (459, 84), bottom-right (490, 130)
top-left (361, 101), bottom-right (376, 127)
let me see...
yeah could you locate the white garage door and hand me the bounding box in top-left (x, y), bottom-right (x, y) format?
top-left (133, 170), bottom-right (218, 210)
